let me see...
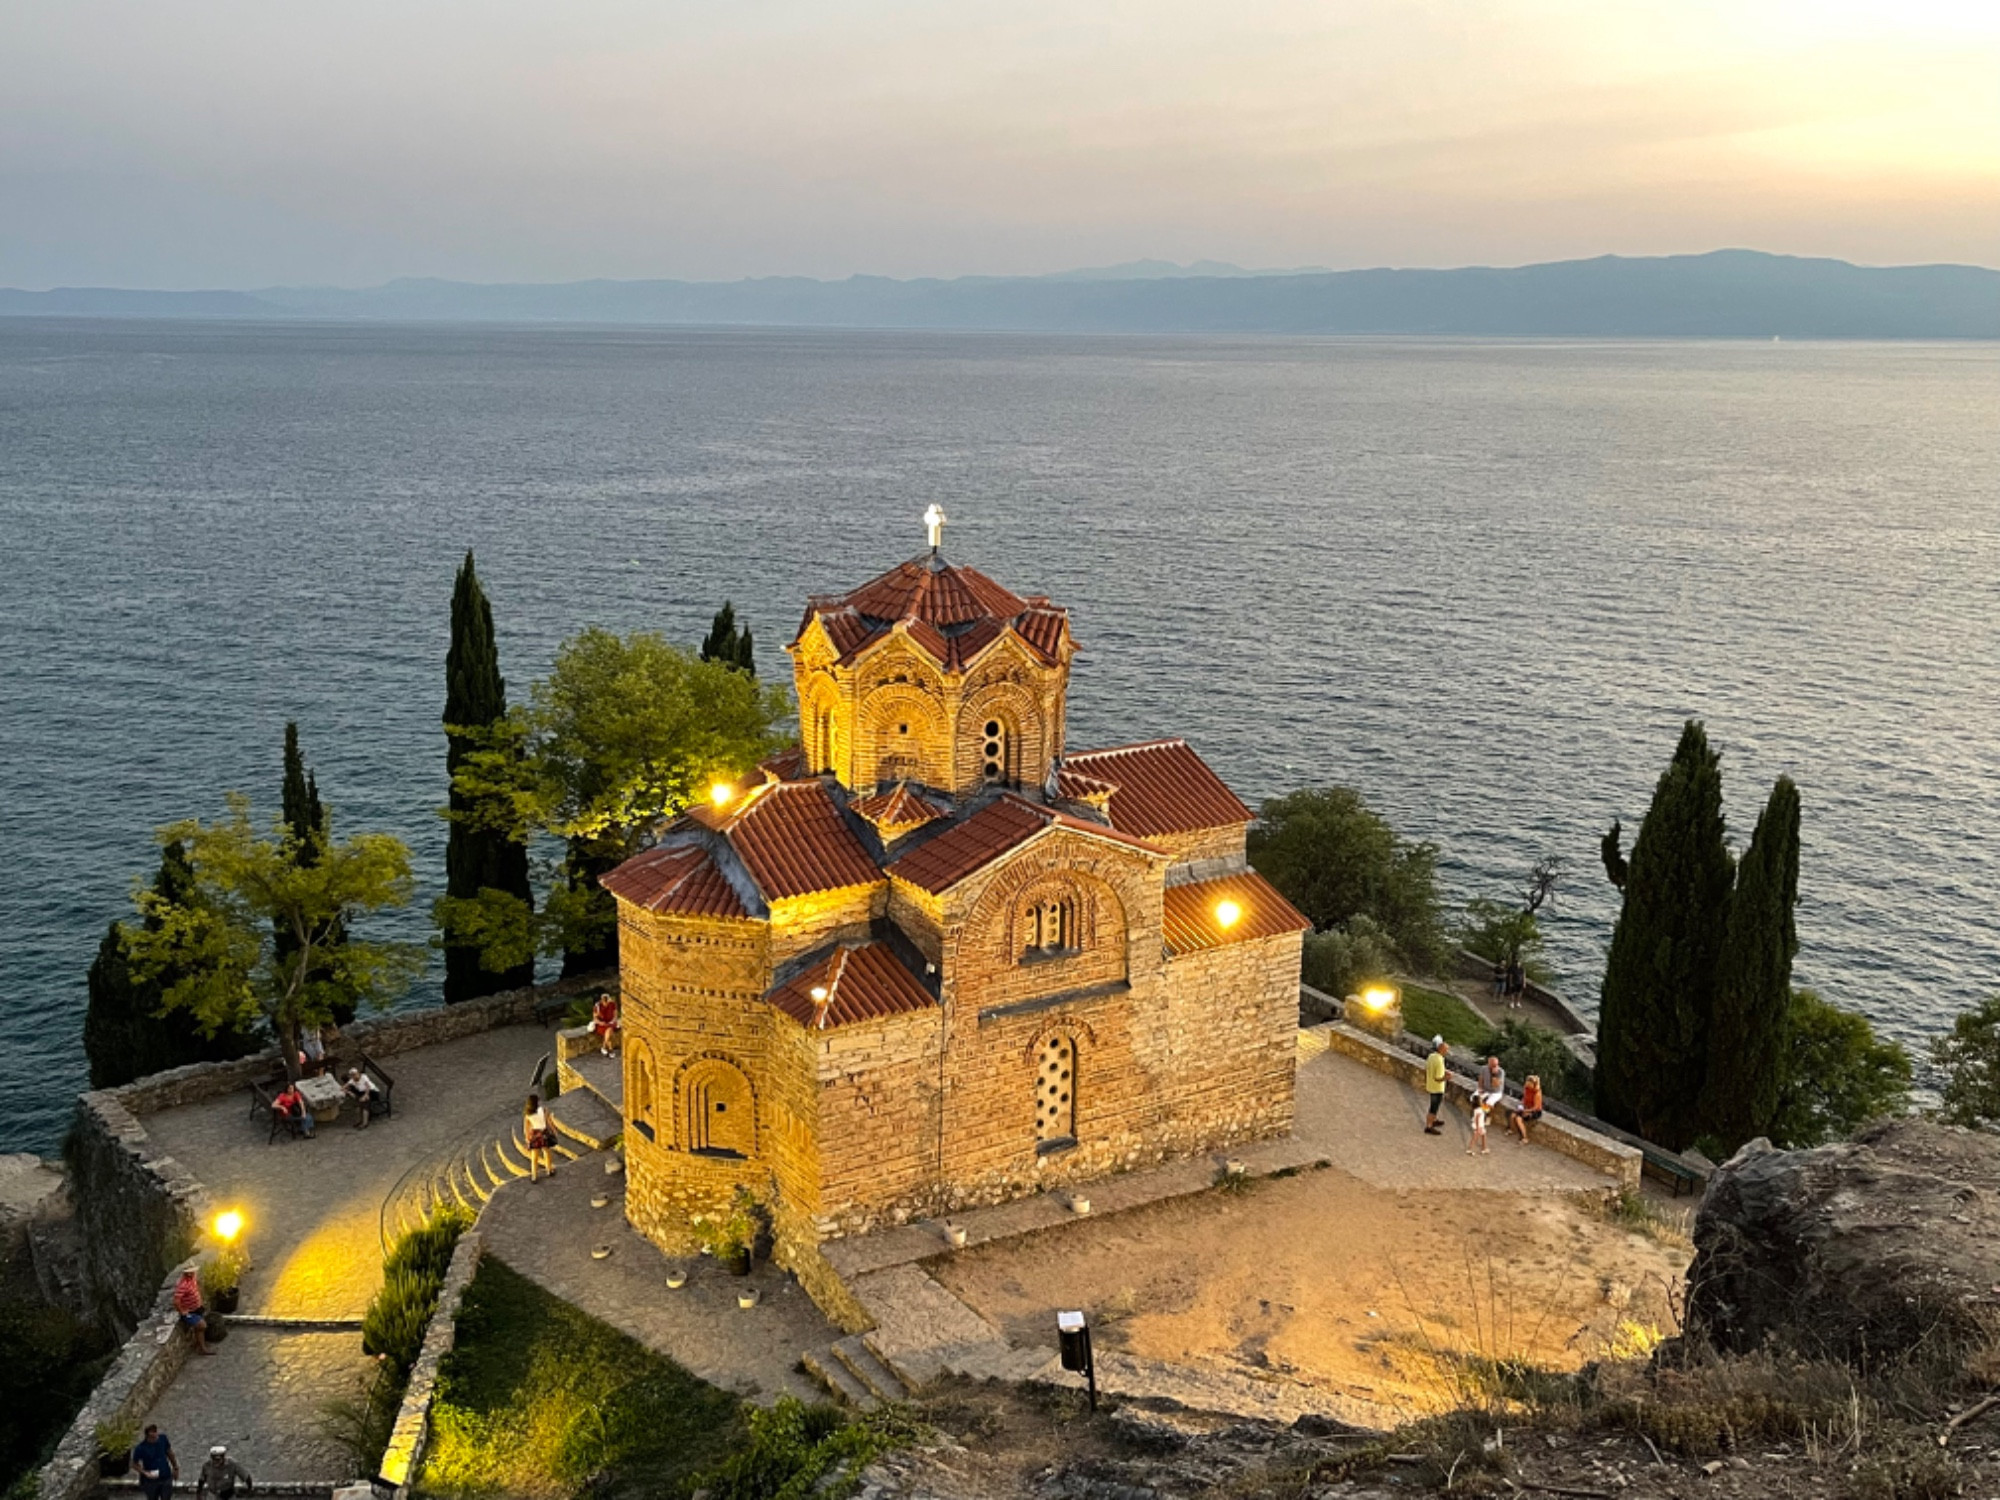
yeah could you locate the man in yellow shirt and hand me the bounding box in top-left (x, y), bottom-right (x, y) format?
top-left (1424, 1036), bottom-right (1449, 1135)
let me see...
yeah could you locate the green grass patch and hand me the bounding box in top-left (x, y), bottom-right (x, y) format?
top-left (418, 1256), bottom-right (748, 1498)
top-left (1398, 983), bottom-right (1491, 1049)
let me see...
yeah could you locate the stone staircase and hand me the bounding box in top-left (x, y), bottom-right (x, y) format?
top-left (378, 1105), bottom-right (586, 1250)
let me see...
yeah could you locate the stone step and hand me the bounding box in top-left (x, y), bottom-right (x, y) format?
top-left (832, 1334), bottom-right (911, 1402)
top-left (801, 1349), bottom-right (879, 1411)
top-left (547, 1088), bottom-right (621, 1151)
top-left (564, 1047), bottom-right (626, 1113)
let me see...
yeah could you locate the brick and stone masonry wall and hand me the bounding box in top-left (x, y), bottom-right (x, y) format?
top-left (33, 1259), bottom-right (199, 1500)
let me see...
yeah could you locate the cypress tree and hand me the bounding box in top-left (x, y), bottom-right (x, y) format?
top-left (1594, 721), bottom-right (1735, 1149)
top-left (279, 722), bottom-right (353, 1022)
top-left (700, 602), bottom-right (756, 676)
top-left (83, 841), bottom-right (262, 1088)
top-left (1701, 776), bottom-right (1802, 1153)
top-left (444, 552), bottom-right (534, 1001)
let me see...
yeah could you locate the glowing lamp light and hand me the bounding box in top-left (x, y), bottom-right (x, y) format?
top-left (809, 986), bottom-right (829, 1003)
top-left (213, 1210), bottom-right (244, 1242)
top-left (1214, 900), bottom-right (1242, 929)
top-left (709, 782), bottom-right (733, 808)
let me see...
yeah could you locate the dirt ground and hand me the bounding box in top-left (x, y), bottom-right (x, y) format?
top-left (931, 1164), bottom-right (1690, 1428)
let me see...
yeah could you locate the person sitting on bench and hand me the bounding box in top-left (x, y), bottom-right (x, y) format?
top-left (590, 993), bottom-right (620, 1056)
top-left (343, 1066), bottom-right (383, 1130)
top-left (272, 1081), bottom-right (314, 1139)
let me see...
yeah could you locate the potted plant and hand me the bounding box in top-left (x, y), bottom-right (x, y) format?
top-left (95, 1419), bottom-right (136, 1478)
top-left (201, 1245), bottom-right (246, 1316)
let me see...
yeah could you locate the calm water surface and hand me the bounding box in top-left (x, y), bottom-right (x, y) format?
top-left (2, 321), bottom-right (1995, 1152)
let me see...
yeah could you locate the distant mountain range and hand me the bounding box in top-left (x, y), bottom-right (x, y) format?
top-left (2, 250), bottom-right (1995, 337)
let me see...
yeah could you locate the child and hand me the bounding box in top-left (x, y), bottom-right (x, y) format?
top-left (1467, 1097), bottom-right (1491, 1155)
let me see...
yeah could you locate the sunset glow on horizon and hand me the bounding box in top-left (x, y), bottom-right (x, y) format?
top-left (2, 0), bottom-right (1994, 287)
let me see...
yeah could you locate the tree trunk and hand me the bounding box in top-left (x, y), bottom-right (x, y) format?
top-left (277, 1015), bottom-right (301, 1085)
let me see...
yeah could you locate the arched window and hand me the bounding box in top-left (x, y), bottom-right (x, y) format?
top-left (982, 718), bottom-right (1012, 784)
top-left (682, 1059), bottom-right (755, 1158)
top-left (627, 1041), bottom-right (656, 1143)
top-left (1035, 1034), bottom-right (1077, 1151)
top-left (811, 707), bottom-right (835, 775)
top-left (1022, 893), bottom-right (1077, 959)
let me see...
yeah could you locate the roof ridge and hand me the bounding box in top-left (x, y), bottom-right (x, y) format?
top-left (1068, 737), bottom-right (1190, 760)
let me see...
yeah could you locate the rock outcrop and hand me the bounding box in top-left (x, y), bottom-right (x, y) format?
top-left (1687, 1117), bottom-right (2000, 1364)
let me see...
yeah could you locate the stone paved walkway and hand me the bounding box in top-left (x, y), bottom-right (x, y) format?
top-left (478, 1154), bottom-right (839, 1404)
top-left (140, 1328), bottom-right (378, 1482)
top-left (141, 1025), bottom-right (554, 1318)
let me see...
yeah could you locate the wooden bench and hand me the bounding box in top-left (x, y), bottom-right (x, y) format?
top-left (1639, 1144), bottom-right (1705, 1197)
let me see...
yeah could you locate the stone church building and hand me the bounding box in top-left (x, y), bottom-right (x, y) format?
top-left (602, 533), bottom-right (1308, 1307)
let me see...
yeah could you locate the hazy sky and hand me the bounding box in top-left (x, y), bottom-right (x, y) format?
top-left (3, 0), bottom-right (1995, 288)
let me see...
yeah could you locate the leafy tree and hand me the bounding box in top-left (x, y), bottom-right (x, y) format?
top-left (440, 552), bottom-right (535, 1002)
top-left (441, 629), bottom-right (790, 975)
top-left (699, 601), bottom-right (756, 675)
top-left (1460, 899), bottom-right (1542, 971)
top-left (1933, 995), bottom-right (2000, 1130)
top-left (1594, 721), bottom-right (1735, 1150)
top-left (1299, 914), bottom-right (1401, 999)
top-left (1483, 1017), bottom-right (1594, 1114)
top-left (1770, 988), bottom-right (1911, 1147)
top-left (82, 841), bottom-right (263, 1089)
top-left (1248, 786), bottom-right (1446, 972)
top-left (123, 795), bottom-right (425, 1085)
top-left (1701, 776), bottom-right (1802, 1153)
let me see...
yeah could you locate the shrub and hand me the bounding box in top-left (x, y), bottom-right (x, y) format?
top-left (1932, 994), bottom-right (2000, 1131)
top-left (1300, 915), bottom-right (1401, 1000)
top-left (1483, 1018), bottom-right (1594, 1114)
top-left (362, 1206), bottom-right (473, 1375)
top-left (689, 1396), bottom-right (912, 1500)
top-left (1770, 989), bottom-right (1911, 1147)
top-left (199, 1245), bottom-right (246, 1300)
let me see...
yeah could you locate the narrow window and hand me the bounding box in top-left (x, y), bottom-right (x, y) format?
top-left (1035, 1034), bottom-right (1076, 1151)
top-left (983, 719), bottom-right (1010, 783)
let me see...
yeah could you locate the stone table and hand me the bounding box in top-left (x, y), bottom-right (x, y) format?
top-left (297, 1074), bottom-right (344, 1123)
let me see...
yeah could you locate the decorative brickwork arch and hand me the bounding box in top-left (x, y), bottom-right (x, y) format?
top-left (1009, 873), bottom-right (1099, 960)
top-left (970, 861), bottom-right (1129, 986)
top-left (959, 677), bottom-right (1046, 790)
top-left (799, 678), bottom-right (843, 777)
top-left (860, 685), bottom-right (946, 788)
top-left (677, 1055), bottom-right (756, 1159)
top-left (626, 1038), bottom-right (658, 1143)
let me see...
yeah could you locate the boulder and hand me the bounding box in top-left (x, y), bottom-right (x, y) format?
top-left (1687, 1118), bottom-right (2000, 1365)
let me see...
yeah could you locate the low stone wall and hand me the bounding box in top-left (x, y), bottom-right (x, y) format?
top-left (63, 1093), bottom-right (214, 1329)
top-left (1318, 1021), bottom-right (1640, 1190)
top-left (379, 1228), bottom-right (484, 1495)
top-left (33, 1259), bottom-right (199, 1500)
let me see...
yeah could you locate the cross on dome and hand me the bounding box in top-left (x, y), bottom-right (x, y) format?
top-left (924, 503), bottom-right (948, 552)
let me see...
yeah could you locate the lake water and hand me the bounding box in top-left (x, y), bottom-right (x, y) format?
top-left (1, 321), bottom-right (1995, 1153)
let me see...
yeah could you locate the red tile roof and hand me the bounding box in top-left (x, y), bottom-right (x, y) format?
top-left (759, 745), bottom-right (808, 783)
top-left (601, 843), bottom-right (750, 920)
top-left (766, 942), bottom-right (939, 1030)
top-left (851, 782), bottom-right (951, 833)
top-left (1062, 740), bottom-right (1253, 838)
top-left (724, 781), bottom-right (882, 901)
top-left (791, 554), bottom-right (1070, 672)
top-left (1161, 872), bottom-right (1311, 956)
top-left (886, 793), bottom-right (1163, 894)
top-left (1053, 767), bottom-right (1118, 806)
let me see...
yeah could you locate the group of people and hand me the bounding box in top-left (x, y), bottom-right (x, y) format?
top-left (1422, 1036), bottom-right (1543, 1154)
top-left (1490, 959), bottom-right (1531, 1010)
top-left (268, 1059), bottom-right (384, 1139)
top-left (130, 1424), bottom-right (253, 1500)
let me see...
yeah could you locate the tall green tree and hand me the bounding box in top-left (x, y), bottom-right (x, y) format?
top-left (82, 841), bottom-right (263, 1089)
top-left (441, 552), bottom-right (535, 1002)
top-left (440, 628), bottom-right (790, 976)
top-left (1701, 776), bottom-right (1802, 1152)
top-left (699, 601), bottom-right (756, 675)
top-left (1934, 995), bottom-right (2000, 1130)
top-left (1594, 721), bottom-right (1735, 1149)
top-left (124, 795), bottom-right (424, 1085)
top-left (1248, 786), bottom-right (1446, 972)
top-left (277, 722), bottom-right (353, 1021)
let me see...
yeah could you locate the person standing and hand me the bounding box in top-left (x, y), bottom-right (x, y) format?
top-left (1467, 1097), bottom-right (1491, 1156)
top-left (1423, 1037), bottom-right (1449, 1135)
top-left (132, 1425), bottom-right (178, 1500)
top-left (524, 1093), bottom-right (556, 1180)
top-left (196, 1444), bottom-right (253, 1499)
